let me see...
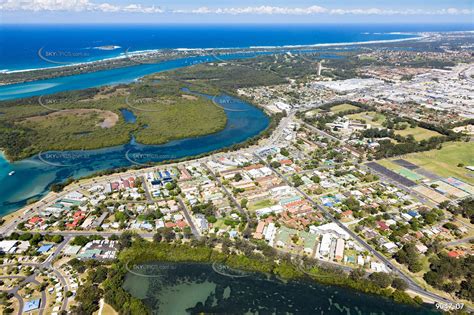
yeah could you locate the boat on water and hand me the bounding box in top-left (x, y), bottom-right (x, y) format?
top-left (8, 171), bottom-right (15, 176)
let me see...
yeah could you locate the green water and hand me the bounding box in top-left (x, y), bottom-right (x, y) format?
top-left (123, 262), bottom-right (440, 315)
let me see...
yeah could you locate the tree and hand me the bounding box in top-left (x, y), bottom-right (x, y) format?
top-left (88, 266), bottom-right (108, 284)
top-left (344, 196), bottom-right (360, 211)
top-left (369, 272), bottom-right (392, 288)
top-left (270, 161), bottom-right (281, 168)
top-left (74, 283), bottom-right (103, 314)
top-left (349, 268), bottom-right (365, 280)
top-left (234, 173), bottom-right (243, 182)
top-left (159, 227), bottom-right (175, 242)
top-left (51, 235), bottom-right (64, 243)
top-left (394, 243), bottom-right (422, 273)
top-left (18, 233), bottom-right (33, 241)
top-left (280, 148), bottom-right (290, 157)
top-left (311, 175), bottom-right (321, 183)
top-left (153, 232), bottom-right (163, 243)
top-left (118, 232), bottom-right (133, 250)
top-left (391, 277), bottom-right (408, 291)
top-left (30, 233), bottom-right (43, 246)
top-left (68, 258), bottom-right (86, 273)
top-left (292, 174), bottom-right (304, 187)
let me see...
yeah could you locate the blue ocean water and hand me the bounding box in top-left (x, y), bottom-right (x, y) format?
top-left (1, 23), bottom-right (472, 72)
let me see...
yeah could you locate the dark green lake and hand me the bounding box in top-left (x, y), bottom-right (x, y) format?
top-left (123, 262), bottom-right (439, 315)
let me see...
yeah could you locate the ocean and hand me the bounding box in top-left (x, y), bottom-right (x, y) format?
top-left (1, 23), bottom-right (472, 72)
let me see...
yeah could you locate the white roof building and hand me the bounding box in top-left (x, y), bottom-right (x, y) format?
top-left (319, 234), bottom-right (332, 256)
top-left (0, 240), bottom-right (18, 254)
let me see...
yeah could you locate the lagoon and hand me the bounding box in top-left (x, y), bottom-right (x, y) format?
top-left (120, 108), bottom-right (137, 124)
top-left (123, 262), bottom-right (439, 315)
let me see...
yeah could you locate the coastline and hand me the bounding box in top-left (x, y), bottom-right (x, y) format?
top-left (1, 33), bottom-right (425, 75)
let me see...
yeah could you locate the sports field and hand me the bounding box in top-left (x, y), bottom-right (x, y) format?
top-left (330, 103), bottom-right (359, 113)
top-left (345, 111), bottom-right (386, 127)
top-left (398, 168), bottom-right (424, 181)
top-left (402, 142), bottom-right (474, 185)
top-left (394, 126), bottom-right (441, 141)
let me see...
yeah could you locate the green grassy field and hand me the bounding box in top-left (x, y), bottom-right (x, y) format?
top-left (386, 142), bottom-right (474, 184)
top-left (394, 126), bottom-right (441, 141)
top-left (248, 199), bottom-right (275, 211)
top-left (345, 111), bottom-right (386, 127)
top-left (330, 103), bottom-right (359, 113)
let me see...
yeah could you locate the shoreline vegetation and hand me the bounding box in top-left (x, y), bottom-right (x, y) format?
top-left (95, 237), bottom-right (429, 314)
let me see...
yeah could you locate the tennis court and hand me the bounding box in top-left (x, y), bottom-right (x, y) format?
top-left (444, 177), bottom-right (474, 195)
top-left (397, 168), bottom-right (424, 181)
top-left (413, 185), bottom-right (450, 204)
top-left (431, 180), bottom-right (470, 199)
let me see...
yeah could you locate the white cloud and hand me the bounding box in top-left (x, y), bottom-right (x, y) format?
top-left (174, 5), bottom-right (473, 16)
top-left (0, 1), bottom-right (471, 16)
top-left (0, 0), bottom-right (163, 13)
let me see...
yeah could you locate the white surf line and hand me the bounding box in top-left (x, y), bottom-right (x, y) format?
top-left (3, 32), bottom-right (434, 74)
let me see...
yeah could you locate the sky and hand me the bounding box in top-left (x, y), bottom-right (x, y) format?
top-left (1, 0), bottom-right (473, 24)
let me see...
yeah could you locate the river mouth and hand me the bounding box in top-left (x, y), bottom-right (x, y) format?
top-left (123, 261), bottom-right (439, 315)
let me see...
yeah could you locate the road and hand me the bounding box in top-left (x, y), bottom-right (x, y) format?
top-left (202, 162), bottom-right (249, 221)
top-left (177, 197), bottom-right (201, 239)
top-left (140, 175), bottom-right (155, 205)
top-left (253, 152), bottom-right (461, 307)
top-left (444, 236), bottom-right (474, 247)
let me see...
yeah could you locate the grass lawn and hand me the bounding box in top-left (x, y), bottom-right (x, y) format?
top-left (330, 103), bottom-right (359, 113)
top-left (394, 126), bottom-right (441, 141)
top-left (212, 218), bottom-right (228, 230)
top-left (402, 141), bottom-right (474, 184)
top-left (345, 111), bottom-right (386, 128)
top-left (248, 199), bottom-right (275, 211)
